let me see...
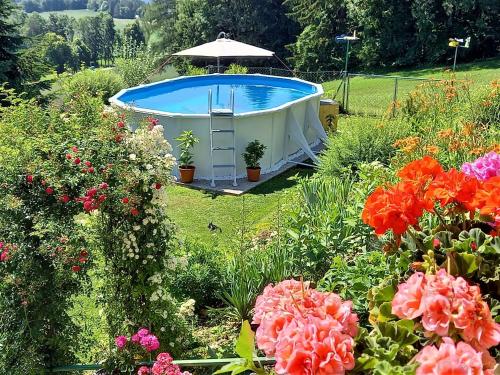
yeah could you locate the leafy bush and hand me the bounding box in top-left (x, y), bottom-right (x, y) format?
top-left (242, 139), bottom-right (266, 168)
top-left (168, 240), bottom-right (226, 311)
top-left (319, 117), bottom-right (410, 177)
top-left (319, 251), bottom-right (411, 325)
top-left (224, 64), bottom-right (248, 74)
top-left (283, 167), bottom-right (385, 280)
top-left (115, 47), bottom-right (161, 86)
top-left (62, 68), bottom-right (124, 103)
top-left (185, 64), bottom-right (207, 76)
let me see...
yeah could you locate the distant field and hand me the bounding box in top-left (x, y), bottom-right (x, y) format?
top-left (322, 58), bottom-right (500, 116)
top-left (38, 9), bottom-right (134, 32)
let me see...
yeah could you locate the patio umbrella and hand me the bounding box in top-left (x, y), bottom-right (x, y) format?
top-left (173, 32), bottom-right (275, 72)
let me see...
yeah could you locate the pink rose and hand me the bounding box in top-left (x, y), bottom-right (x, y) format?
top-left (137, 328), bottom-right (150, 337)
top-left (137, 366), bottom-right (150, 375)
top-left (114, 335), bottom-right (128, 349)
top-left (140, 334), bottom-right (160, 352)
top-left (131, 333), bottom-right (141, 343)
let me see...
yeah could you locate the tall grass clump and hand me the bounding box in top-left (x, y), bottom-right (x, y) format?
top-left (319, 116), bottom-right (410, 178)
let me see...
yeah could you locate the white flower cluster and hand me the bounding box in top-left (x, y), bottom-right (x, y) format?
top-left (123, 231), bottom-right (140, 259)
top-left (178, 299), bottom-right (196, 317)
top-left (126, 124), bottom-right (176, 176)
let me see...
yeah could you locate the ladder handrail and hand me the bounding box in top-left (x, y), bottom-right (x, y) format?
top-left (208, 88), bottom-right (237, 188)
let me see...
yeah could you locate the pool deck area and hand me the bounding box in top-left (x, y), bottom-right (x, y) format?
top-left (175, 142), bottom-right (324, 195)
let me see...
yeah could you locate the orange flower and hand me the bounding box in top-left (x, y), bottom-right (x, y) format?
top-left (471, 176), bottom-right (500, 219)
top-left (461, 122), bottom-right (475, 136)
top-left (398, 156), bottom-right (444, 184)
top-left (424, 145), bottom-right (440, 154)
top-left (437, 128), bottom-right (454, 138)
top-left (362, 181), bottom-right (426, 235)
top-left (425, 169), bottom-right (479, 210)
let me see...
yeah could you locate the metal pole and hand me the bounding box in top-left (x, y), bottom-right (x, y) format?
top-left (452, 46), bottom-right (458, 71)
top-left (342, 40), bottom-right (350, 110)
top-left (346, 73), bottom-right (350, 113)
top-left (392, 77), bottom-right (398, 117)
top-left (217, 57), bottom-right (220, 73)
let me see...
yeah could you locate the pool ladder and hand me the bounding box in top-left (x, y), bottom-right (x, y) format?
top-left (208, 89), bottom-right (237, 187)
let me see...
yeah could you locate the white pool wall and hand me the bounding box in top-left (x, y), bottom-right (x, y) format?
top-left (110, 74), bottom-right (324, 181)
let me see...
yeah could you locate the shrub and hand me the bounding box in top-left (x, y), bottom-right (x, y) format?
top-left (115, 48), bottom-right (161, 87)
top-left (318, 117), bottom-right (410, 177)
top-left (283, 165), bottom-right (387, 281)
top-left (62, 68), bottom-right (124, 103)
top-left (224, 64), bottom-right (248, 74)
top-left (185, 64), bottom-right (207, 76)
top-left (175, 130), bottom-right (199, 167)
top-left (167, 240), bottom-right (226, 311)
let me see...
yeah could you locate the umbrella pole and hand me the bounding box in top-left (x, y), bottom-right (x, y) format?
top-left (217, 57), bottom-right (220, 73)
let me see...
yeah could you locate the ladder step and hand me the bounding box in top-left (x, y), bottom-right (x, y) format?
top-left (211, 129), bottom-right (234, 133)
top-left (213, 147), bottom-right (235, 151)
top-left (211, 109), bottom-right (234, 117)
top-left (213, 164), bottom-right (236, 168)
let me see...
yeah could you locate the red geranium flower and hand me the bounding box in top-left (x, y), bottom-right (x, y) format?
top-left (425, 169), bottom-right (479, 211)
top-left (71, 265), bottom-right (81, 272)
top-left (26, 175), bottom-right (33, 183)
top-left (471, 176), bottom-right (500, 219)
top-left (398, 156), bottom-right (444, 184)
top-left (362, 181), bottom-right (426, 235)
top-left (130, 208), bottom-right (139, 216)
top-left (122, 197), bottom-right (129, 204)
top-left (74, 157), bottom-right (81, 165)
top-left (45, 187), bottom-right (54, 195)
top-left (59, 195), bottom-right (70, 203)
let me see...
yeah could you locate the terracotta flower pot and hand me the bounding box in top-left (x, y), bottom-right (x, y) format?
top-left (246, 167), bottom-right (261, 182)
top-left (179, 165), bottom-right (195, 183)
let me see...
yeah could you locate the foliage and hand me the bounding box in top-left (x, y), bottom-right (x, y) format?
top-left (41, 32), bottom-right (77, 73)
top-left (242, 140), bottom-right (266, 169)
top-left (319, 117), bottom-right (410, 177)
top-left (184, 64), bottom-right (206, 76)
top-left (115, 46), bottom-right (160, 86)
top-left (167, 240), bottom-right (226, 311)
top-left (224, 64), bottom-right (248, 74)
top-left (220, 245), bottom-right (295, 321)
top-left (61, 67), bottom-right (124, 103)
top-left (319, 251), bottom-right (412, 325)
top-left (283, 165), bottom-right (386, 280)
top-left (394, 78), bottom-right (500, 170)
top-left (175, 130), bottom-right (199, 167)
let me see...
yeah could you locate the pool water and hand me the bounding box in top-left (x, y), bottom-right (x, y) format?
top-left (118, 75), bottom-right (318, 115)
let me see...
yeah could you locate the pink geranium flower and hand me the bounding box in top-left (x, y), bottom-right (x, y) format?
top-left (461, 152), bottom-right (500, 181)
top-left (392, 269), bottom-right (500, 349)
top-left (137, 366), bottom-right (150, 375)
top-left (416, 337), bottom-right (494, 375)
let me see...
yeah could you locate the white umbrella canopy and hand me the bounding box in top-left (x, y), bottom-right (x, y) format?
top-left (173, 32), bottom-right (274, 71)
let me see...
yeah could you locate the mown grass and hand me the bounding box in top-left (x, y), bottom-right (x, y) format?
top-left (323, 58), bottom-right (500, 116)
top-left (38, 9), bottom-right (134, 32)
top-left (165, 166), bottom-right (314, 246)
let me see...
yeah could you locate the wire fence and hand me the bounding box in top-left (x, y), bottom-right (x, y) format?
top-left (206, 65), bottom-right (439, 117)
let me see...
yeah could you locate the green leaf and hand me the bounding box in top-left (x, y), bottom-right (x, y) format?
top-left (235, 320), bottom-right (255, 362)
top-left (213, 360), bottom-right (247, 375)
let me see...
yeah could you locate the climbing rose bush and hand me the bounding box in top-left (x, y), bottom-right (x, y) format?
top-left (252, 279), bottom-right (358, 375)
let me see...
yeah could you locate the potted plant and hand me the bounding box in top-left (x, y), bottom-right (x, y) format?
top-left (242, 140), bottom-right (266, 182)
top-left (175, 130), bottom-right (199, 183)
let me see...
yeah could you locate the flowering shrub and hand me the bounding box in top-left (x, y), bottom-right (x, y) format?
top-left (0, 89), bottom-right (190, 372)
top-left (395, 79), bottom-right (499, 169)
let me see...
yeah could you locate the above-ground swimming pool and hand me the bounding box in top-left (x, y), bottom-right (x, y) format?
top-left (110, 74), bottom-right (326, 184)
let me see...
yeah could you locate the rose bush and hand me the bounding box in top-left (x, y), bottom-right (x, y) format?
top-left (0, 88), bottom-right (190, 372)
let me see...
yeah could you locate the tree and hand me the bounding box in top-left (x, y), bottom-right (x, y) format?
top-left (71, 38), bottom-right (92, 68)
top-left (100, 13), bottom-right (116, 66)
top-left (0, 0), bottom-right (23, 84)
top-left (285, 0), bottom-right (349, 71)
top-left (124, 19), bottom-right (145, 46)
top-left (77, 16), bottom-right (103, 66)
top-left (22, 11), bottom-right (47, 37)
top-left (41, 32), bottom-right (76, 73)
top-left (47, 13), bottom-right (75, 41)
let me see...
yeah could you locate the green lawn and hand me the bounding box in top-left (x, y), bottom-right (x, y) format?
top-left (38, 9), bottom-right (134, 32)
top-left (323, 58), bottom-right (500, 116)
top-left (165, 166), bottom-right (314, 246)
